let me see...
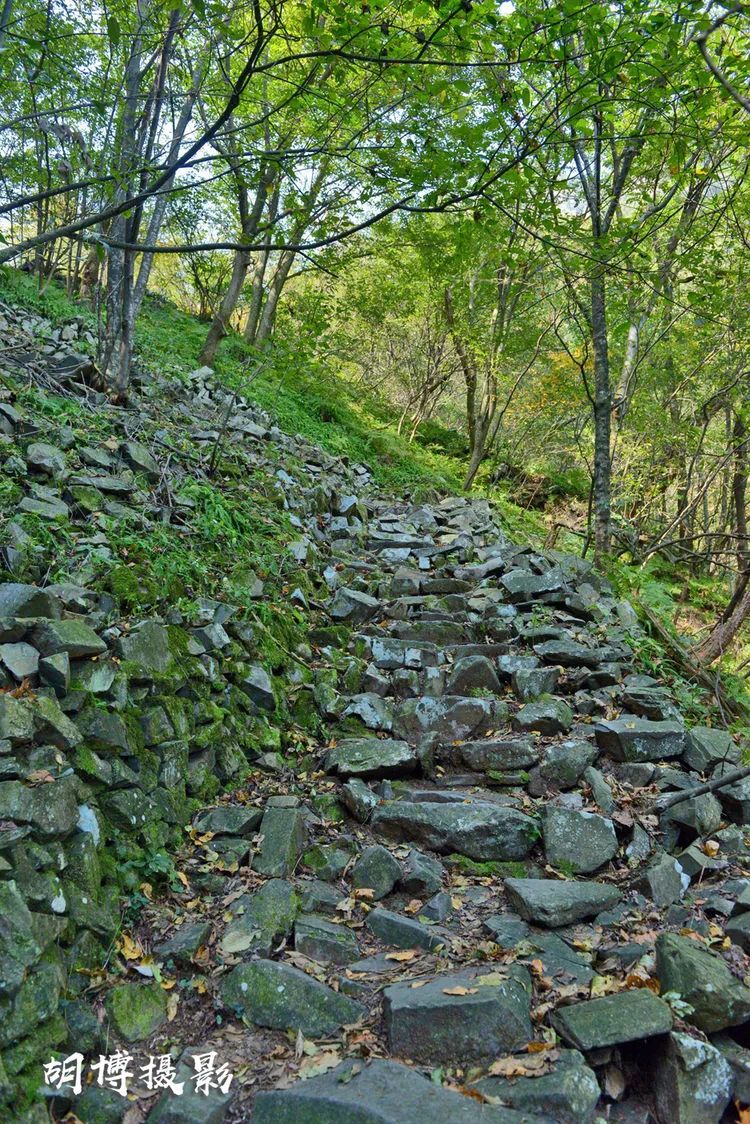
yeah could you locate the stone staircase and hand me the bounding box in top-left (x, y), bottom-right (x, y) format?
top-left (155, 493), bottom-right (750, 1122)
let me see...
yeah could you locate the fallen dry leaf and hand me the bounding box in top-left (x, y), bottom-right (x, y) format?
top-left (487, 1051), bottom-right (559, 1079)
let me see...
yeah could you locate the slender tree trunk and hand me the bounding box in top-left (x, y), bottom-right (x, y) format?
top-left (255, 251), bottom-right (294, 343)
top-left (244, 250), bottom-right (270, 343)
top-left (695, 580), bottom-right (750, 665)
top-left (733, 412), bottom-right (748, 578)
top-left (198, 249), bottom-right (251, 366)
top-left (591, 268), bottom-right (612, 562)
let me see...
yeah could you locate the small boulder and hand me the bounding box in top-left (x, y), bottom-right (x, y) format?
top-left (221, 959), bottom-right (364, 1036)
top-left (505, 877), bottom-right (620, 927)
top-left (652, 1031), bottom-right (733, 1124)
top-left (105, 983), bottom-right (168, 1042)
top-left (543, 806), bottom-right (618, 873)
top-left (351, 845), bottom-right (401, 900)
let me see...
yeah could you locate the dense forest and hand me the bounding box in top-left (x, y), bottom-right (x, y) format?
top-left (7, 1), bottom-right (750, 1121)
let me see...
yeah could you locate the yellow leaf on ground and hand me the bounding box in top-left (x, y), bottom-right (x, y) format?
top-left (118, 934), bottom-right (143, 961)
top-left (443, 986), bottom-right (478, 996)
top-left (385, 949), bottom-right (419, 962)
top-left (299, 1051), bottom-right (342, 1080)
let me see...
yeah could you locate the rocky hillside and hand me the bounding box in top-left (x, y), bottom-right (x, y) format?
top-left (2, 296), bottom-right (750, 1124)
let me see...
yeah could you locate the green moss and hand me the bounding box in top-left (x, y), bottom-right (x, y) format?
top-left (445, 855), bottom-right (531, 878)
top-left (106, 564), bottom-right (159, 611)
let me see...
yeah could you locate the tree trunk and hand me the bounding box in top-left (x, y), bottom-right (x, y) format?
top-left (198, 249), bottom-right (251, 366)
top-left (591, 268), bottom-right (612, 562)
top-left (244, 250), bottom-right (270, 343)
top-left (733, 412), bottom-right (748, 578)
top-left (254, 251), bottom-right (294, 343)
top-left (695, 580), bottom-right (750, 665)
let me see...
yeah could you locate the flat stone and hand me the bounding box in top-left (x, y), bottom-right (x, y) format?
top-left (400, 849), bottom-right (444, 896)
top-left (726, 912), bottom-right (750, 952)
top-left (0, 881), bottom-right (41, 998)
top-left (652, 1031), bottom-right (733, 1124)
top-left (656, 932), bottom-right (750, 1032)
top-left (105, 983), bottom-right (168, 1042)
top-left (38, 652), bottom-right (70, 691)
top-left (116, 621), bottom-right (173, 676)
top-left (253, 806), bottom-right (307, 877)
top-left (638, 851), bottom-right (689, 907)
top-left (502, 569), bottom-right (563, 601)
top-left (422, 891), bottom-right (452, 921)
top-left (221, 959), bottom-right (364, 1036)
top-left (0, 642), bottom-right (39, 682)
top-left (484, 914), bottom-right (531, 947)
top-left (552, 988), bottom-right (672, 1049)
top-left (512, 666), bottom-right (560, 701)
top-left (543, 806), bottom-right (618, 873)
top-left (18, 495), bottom-right (69, 519)
top-left (300, 880), bottom-right (347, 917)
top-left (254, 1058), bottom-right (524, 1123)
top-left (294, 914), bottom-right (360, 965)
top-left (513, 698), bottom-right (573, 736)
top-left (369, 636), bottom-right (441, 670)
top-left (342, 693), bottom-right (394, 731)
top-left (713, 1033), bottom-right (750, 1102)
top-left (366, 907), bottom-right (445, 951)
top-left (303, 843), bottom-right (352, 881)
top-left (0, 583), bottom-right (60, 619)
top-left (155, 922), bottom-right (211, 965)
top-left (665, 791), bottom-right (722, 837)
top-left (504, 878), bottom-right (621, 927)
top-left (383, 966), bottom-right (531, 1064)
top-left (351, 845), bottom-right (401, 899)
top-left (474, 1048), bottom-right (600, 1124)
top-left (329, 587), bottom-right (380, 623)
top-left (595, 717), bottom-right (686, 762)
top-left (534, 639), bottom-right (602, 667)
top-left (325, 738), bottom-right (417, 779)
top-left (0, 695), bottom-right (33, 744)
top-left (372, 801), bottom-right (537, 861)
top-left (394, 695), bottom-right (501, 743)
top-left (446, 655), bottom-right (502, 696)
top-left (220, 879), bottom-right (299, 957)
top-left (341, 778), bottom-right (379, 822)
top-left (31, 619), bottom-right (107, 658)
top-left (240, 665), bottom-right (275, 711)
top-left (193, 806), bottom-right (263, 835)
top-left (683, 727), bottom-right (739, 774)
top-left (27, 441), bottom-right (66, 475)
top-left (459, 738), bottom-right (539, 773)
top-left (147, 1045), bottom-right (234, 1122)
top-left (68, 471), bottom-right (134, 494)
top-left (120, 440), bottom-right (161, 481)
top-left (520, 931), bottom-right (596, 986)
top-left (540, 741), bottom-right (598, 790)
top-left (0, 777), bottom-right (78, 839)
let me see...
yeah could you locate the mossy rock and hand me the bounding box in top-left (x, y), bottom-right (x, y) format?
top-left (3, 1012), bottom-right (67, 1076)
top-left (105, 982), bottom-right (168, 1042)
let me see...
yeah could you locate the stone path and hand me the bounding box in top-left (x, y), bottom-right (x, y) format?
top-left (1, 295), bottom-right (749, 1122)
top-left (80, 493), bottom-right (750, 1122)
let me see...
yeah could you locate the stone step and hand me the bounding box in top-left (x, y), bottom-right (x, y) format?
top-left (372, 800), bottom-right (537, 861)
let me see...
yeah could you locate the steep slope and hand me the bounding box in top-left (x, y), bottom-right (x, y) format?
top-left (0, 294), bottom-right (749, 1123)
